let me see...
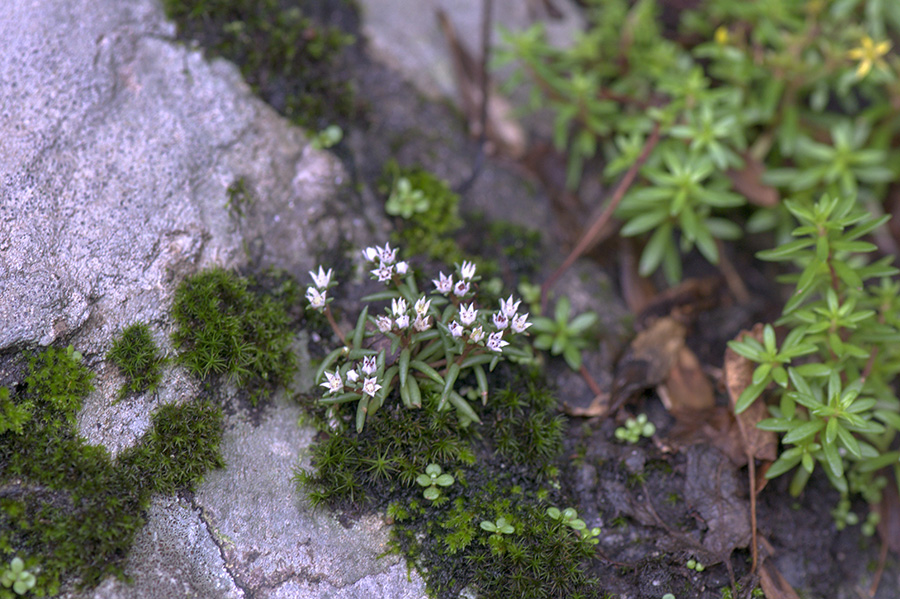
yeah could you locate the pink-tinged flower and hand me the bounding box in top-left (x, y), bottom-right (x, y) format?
top-left (361, 356), bottom-right (378, 376)
top-left (376, 243), bottom-right (397, 265)
top-left (362, 246), bottom-right (378, 262)
top-left (376, 315), bottom-right (393, 333)
top-left (396, 314), bottom-right (410, 329)
top-left (413, 315), bottom-right (431, 332)
top-left (346, 369), bottom-right (359, 384)
top-left (486, 331), bottom-right (509, 353)
top-left (499, 295), bottom-right (521, 319)
top-left (492, 311), bottom-right (509, 330)
top-left (391, 297), bottom-right (408, 317)
top-left (414, 296), bottom-right (431, 317)
top-left (448, 320), bottom-right (464, 338)
top-left (320, 370), bottom-right (343, 394)
top-left (459, 260), bottom-right (477, 281)
top-left (453, 280), bottom-right (470, 297)
top-left (433, 271), bottom-right (453, 295)
top-left (511, 313), bottom-right (531, 334)
top-left (371, 263), bottom-right (393, 283)
top-left (459, 303), bottom-right (478, 326)
top-left (395, 261), bottom-right (409, 275)
top-left (309, 266), bottom-right (333, 289)
top-left (306, 286), bottom-right (327, 310)
top-left (362, 377), bottom-right (382, 398)
top-left (469, 325), bottom-right (484, 343)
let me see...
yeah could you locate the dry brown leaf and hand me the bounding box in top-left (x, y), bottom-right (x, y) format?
top-left (725, 324), bottom-right (778, 463)
top-left (727, 155), bottom-right (779, 208)
top-left (560, 390), bottom-right (611, 418)
top-left (611, 317), bottom-right (686, 408)
top-left (658, 345), bottom-right (715, 417)
top-left (759, 559), bottom-right (801, 599)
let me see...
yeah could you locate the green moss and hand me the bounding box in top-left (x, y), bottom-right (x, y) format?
top-left (379, 161), bottom-right (464, 264)
top-left (119, 401), bottom-right (225, 496)
top-left (161, 0), bottom-right (356, 129)
top-left (297, 369), bottom-right (604, 598)
top-left (0, 345), bottom-right (225, 596)
top-left (171, 267), bottom-right (296, 405)
top-left (107, 323), bottom-right (165, 399)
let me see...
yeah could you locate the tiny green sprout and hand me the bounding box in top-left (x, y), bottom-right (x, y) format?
top-left (310, 124), bottom-right (343, 150)
top-left (686, 558), bottom-right (705, 571)
top-left (416, 463), bottom-right (454, 501)
top-left (480, 517), bottom-right (515, 536)
top-left (386, 177), bottom-right (429, 219)
top-left (861, 511), bottom-right (881, 537)
top-left (614, 413), bottom-right (656, 443)
top-left (663, 594), bottom-right (676, 599)
top-left (530, 296), bottom-right (597, 370)
top-left (1, 557), bottom-right (36, 595)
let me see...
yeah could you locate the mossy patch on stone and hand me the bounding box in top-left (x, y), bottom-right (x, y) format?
top-left (107, 323), bottom-right (165, 399)
top-left (171, 267), bottom-right (296, 405)
top-left (296, 367), bottom-right (606, 598)
top-left (161, 0), bottom-right (358, 130)
top-left (0, 345), bottom-right (225, 596)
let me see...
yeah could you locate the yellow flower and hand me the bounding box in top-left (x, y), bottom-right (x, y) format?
top-left (714, 26), bottom-right (729, 46)
top-left (847, 36), bottom-right (891, 78)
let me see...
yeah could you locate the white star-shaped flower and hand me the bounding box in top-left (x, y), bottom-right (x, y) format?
top-left (306, 286), bottom-right (327, 310)
top-left (320, 370), bottom-right (343, 394)
top-left (362, 377), bottom-right (382, 398)
top-left (346, 369), bottom-right (359, 384)
top-left (362, 246), bottom-right (378, 262)
top-left (433, 272), bottom-right (453, 295)
top-left (499, 295), bottom-right (521, 319)
top-left (448, 320), bottom-right (464, 338)
top-left (395, 261), bottom-right (409, 275)
top-left (453, 280), bottom-right (470, 297)
top-left (396, 314), bottom-right (410, 329)
top-left (309, 266), bottom-right (333, 290)
top-left (414, 296), bottom-right (431, 317)
top-left (361, 356), bottom-right (377, 376)
top-left (377, 243), bottom-right (397, 265)
top-left (459, 260), bottom-right (477, 281)
top-left (486, 331), bottom-right (509, 353)
top-left (376, 315), bottom-right (393, 333)
top-left (469, 325), bottom-right (484, 343)
top-left (492, 311), bottom-right (509, 330)
top-left (459, 303), bottom-right (478, 326)
top-left (511, 313), bottom-right (531, 334)
top-left (391, 297), bottom-right (408, 317)
top-left (371, 263), bottom-right (394, 283)
top-left (413, 315), bottom-right (431, 332)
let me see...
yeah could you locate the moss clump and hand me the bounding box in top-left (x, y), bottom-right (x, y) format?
top-left (107, 323), bottom-right (165, 399)
top-left (379, 161), bottom-right (464, 264)
top-left (171, 267), bottom-right (296, 404)
top-left (295, 397), bottom-right (475, 509)
top-left (297, 370), bottom-right (602, 599)
top-left (0, 345), bottom-right (225, 596)
top-left (161, 0), bottom-right (356, 129)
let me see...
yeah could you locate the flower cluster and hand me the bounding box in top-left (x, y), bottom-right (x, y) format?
top-left (321, 355), bottom-right (382, 398)
top-left (305, 266), bottom-right (334, 312)
top-left (305, 244), bottom-right (533, 432)
top-left (362, 242), bottom-right (409, 284)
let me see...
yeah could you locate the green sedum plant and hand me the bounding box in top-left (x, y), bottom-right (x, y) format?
top-left (728, 195), bottom-right (900, 501)
top-left (614, 413), bottom-right (656, 444)
top-left (1, 558), bottom-right (35, 596)
top-left (416, 463), bottom-right (455, 501)
top-left (500, 0), bottom-right (900, 284)
top-left (530, 296), bottom-right (598, 371)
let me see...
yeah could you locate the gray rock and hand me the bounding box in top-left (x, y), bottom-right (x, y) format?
top-left (1, 0), bottom-right (420, 597)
